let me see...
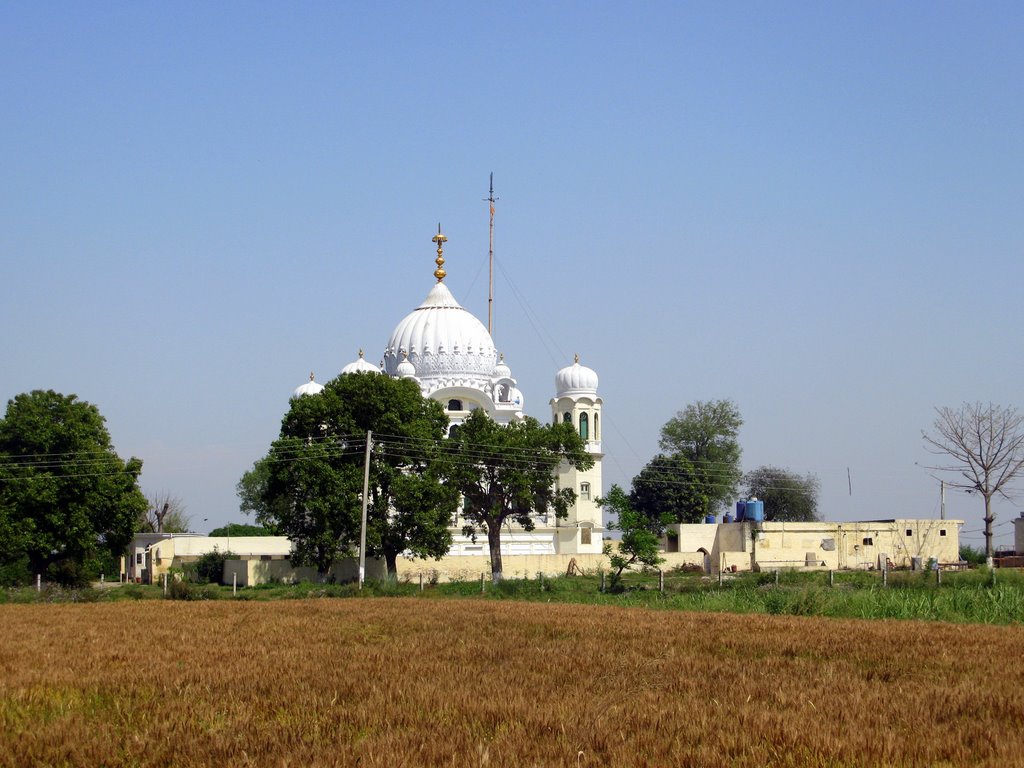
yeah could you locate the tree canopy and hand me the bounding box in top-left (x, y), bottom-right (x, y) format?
top-left (208, 522), bottom-right (274, 537)
top-left (923, 402), bottom-right (1024, 566)
top-left (0, 390), bottom-right (146, 585)
top-left (137, 492), bottom-right (191, 533)
top-left (240, 372), bottom-right (459, 577)
top-left (629, 399), bottom-right (743, 524)
top-left (446, 410), bottom-right (592, 583)
top-left (744, 465), bottom-right (820, 522)
top-left (600, 484), bottom-right (666, 584)
top-left (630, 453), bottom-right (713, 524)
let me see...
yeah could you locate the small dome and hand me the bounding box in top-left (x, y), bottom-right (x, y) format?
top-left (493, 353), bottom-right (511, 379)
top-left (396, 352), bottom-right (417, 379)
top-left (555, 355), bottom-right (599, 396)
top-left (293, 372), bottom-right (325, 398)
top-left (341, 349), bottom-right (382, 375)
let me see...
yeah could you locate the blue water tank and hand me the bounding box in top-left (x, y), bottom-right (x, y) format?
top-left (746, 499), bottom-right (765, 522)
top-left (704, 514), bottom-right (717, 524)
top-left (723, 513), bottom-right (734, 523)
top-left (735, 500), bottom-right (747, 522)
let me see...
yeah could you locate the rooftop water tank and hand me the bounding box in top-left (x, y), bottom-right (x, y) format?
top-left (735, 500), bottom-right (747, 522)
top-left (745, 499), bottom-right (764, 522)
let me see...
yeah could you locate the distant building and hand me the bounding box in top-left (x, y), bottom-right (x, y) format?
top-left (295, 229), bottom-right (605, 559)
top-left (662, 519), bottom-right (963, 574)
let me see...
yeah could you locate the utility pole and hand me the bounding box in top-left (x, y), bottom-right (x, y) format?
top-left (359, 430), bottom-right (373, 589)
top-left (940, 480), bottom-right (946, 520)
top-left (485, 173), bottom-right (497, 336)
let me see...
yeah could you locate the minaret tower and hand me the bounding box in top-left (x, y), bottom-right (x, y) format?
top-left (550, 354), bottom-right (604, 554)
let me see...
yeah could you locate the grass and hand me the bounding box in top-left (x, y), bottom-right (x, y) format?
top-left (1, 599), bottom-right (1023, 766)
top-left (5, 567), bottom-right (1024, 624)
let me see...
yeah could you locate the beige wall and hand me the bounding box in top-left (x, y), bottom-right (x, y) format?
top-left (669, 519), bottom-right (962, 573)
top-left (224, 557), bottom-right (387, 587)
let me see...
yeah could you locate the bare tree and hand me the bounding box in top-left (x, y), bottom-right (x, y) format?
top-left (923, 403), bottom-right (1024, 567)
top-left (138, 492), bottom-right (192, 534)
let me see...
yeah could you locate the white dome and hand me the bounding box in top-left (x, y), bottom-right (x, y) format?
top-left (293, 372), bottom-right (325, 398)
top-left (555, 355), bottom-right (599, 396)
top-left (341, 350), bottom-right (381, 375)
top-left (492, 353), bottom-right (511, 379)
top-left (396, 352), bottom-right (417, 379)
top-left (384, 282), bottom-right (497, 381)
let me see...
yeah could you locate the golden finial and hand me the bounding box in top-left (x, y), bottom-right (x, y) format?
top-left (309, 371), bottom-right (315, 381)
top-left (358, 349), bottom-right (364, 359)
top-left (574, 353), bottom-right (580, 364)
top-left (432, 223), bottom-right (448, 282)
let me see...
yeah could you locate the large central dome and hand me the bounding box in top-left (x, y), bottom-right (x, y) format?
top-left (383, 281), bottom-right (497, 383)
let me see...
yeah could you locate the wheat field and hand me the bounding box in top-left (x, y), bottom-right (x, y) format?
top-left (1, 598), bottom-right (1022, 767)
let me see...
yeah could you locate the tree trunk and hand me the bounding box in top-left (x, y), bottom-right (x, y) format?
top-left (385, 551), bottom-right (398, 580)
top-left (984, 493), bottom-right (995, 569)
top-left (487, 522), bottom-right (503, 584)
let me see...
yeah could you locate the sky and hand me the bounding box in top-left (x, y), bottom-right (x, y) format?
top-left (1, 2), bottom-right (1022, 547)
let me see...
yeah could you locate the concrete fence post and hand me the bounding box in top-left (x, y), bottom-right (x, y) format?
top-left (36, 574), bottom-right (41, 592)
top-left (775, 569), bottom-right (780, 586)
top-left (936, 567), bottom-right (942, 587)
top-left (829, 570), bottom-right (834, 588)
top-left (600, 571), bottom-right (605, 593)
top-left (163, 572), bottom-right (168, 596)
top-left (480, 573), bottom-right (485, 594)
top-left (718, 569), bottom-right (723, 587)
top-left (232, 572), bottom-right (237, 595)
top-left (659, 570), bottom-right (664, 594)
top-left (419, 573), bottom-right (424, 592)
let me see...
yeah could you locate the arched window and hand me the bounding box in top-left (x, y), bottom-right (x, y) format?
top-left (593, 413), bottom-right (599, 440)
top-left (448, 425), bottom-right (460, 440)
top-left (579, 412), bottom-right (589, 440)
top-left (448, 399), bottom-right (463, 411)
top-left (562, 412), bottom-right (572, 425)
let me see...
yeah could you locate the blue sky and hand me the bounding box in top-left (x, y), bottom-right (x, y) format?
top-left (2, 2), bottom-right (1021, 546)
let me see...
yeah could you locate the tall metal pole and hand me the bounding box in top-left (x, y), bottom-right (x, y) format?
top-left (940, 480), bottom-right (946, 520)
top-left (359, 430), bottom-right (373, 589)
top-left (485, 173), bottom-right (497, 336)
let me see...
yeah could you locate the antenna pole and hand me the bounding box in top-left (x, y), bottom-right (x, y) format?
top-left (485, 173), bottom-right (498, 336)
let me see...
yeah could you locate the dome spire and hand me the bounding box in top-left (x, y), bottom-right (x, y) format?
top-left (432, 224), bottom-right (448, 282)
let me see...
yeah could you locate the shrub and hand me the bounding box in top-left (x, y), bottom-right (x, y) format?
top-left (960, 545), bottom-right (985, 565)
top-left (192, 548), bottom-right (234, 585)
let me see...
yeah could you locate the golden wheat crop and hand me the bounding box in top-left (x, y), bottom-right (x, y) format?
top-left (1, 599), bottom-right (1022, 767)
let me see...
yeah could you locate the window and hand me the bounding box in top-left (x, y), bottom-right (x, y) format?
top-left (593, 413), bottom-right (599, 440)
top-left (135, 553), bottom-right (142, 565)
top-left (940, 529), bottom-right (947, 537)
top-left (581, 527), bottom-right (592, 545)
top-left (448, 425), bottom-right (460, 440)
top-left (580, 482), bottom-right (590, 500)
top-left (579, 412), bottom-right (589, 439)
top-left (906, 529), bottom-right (913, 537)
top-left (447, 399), bottom-right (463, 411)
top-left (563, 412), bottom-right (572, 424)
top-left (862, 537), bottom-right (874, 546)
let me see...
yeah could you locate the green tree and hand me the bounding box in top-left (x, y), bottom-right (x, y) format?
top-left (0, 390), bottom-right (146, 585)
top-left (657, 399), bottom-right (743, 513)
top-left (208, 522), bottom-right (274, 537)
top-left (923, 402), bottom-right (1024, 567)
top-left (744, 465), bottom-right (820, 522)
top-left (600, 484), bottom-right (666, 584)
top-left (447, 410), bottom-right (592, 584)
top-left (241, 373), bottom-right (459, 578)
top-left (630, 453), bottom-right (713, 524)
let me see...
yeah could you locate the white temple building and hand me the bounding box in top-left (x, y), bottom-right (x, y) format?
top-left (293, 228), bottom-right (605, 557)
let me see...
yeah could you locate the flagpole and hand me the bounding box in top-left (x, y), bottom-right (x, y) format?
top-left (486, 173), bottom-right (497, 337)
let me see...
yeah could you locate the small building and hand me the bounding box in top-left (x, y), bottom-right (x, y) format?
top-left (126, 533), bottom-right (293, 584)
top-left (662, 519), bottom-right (963, 575)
